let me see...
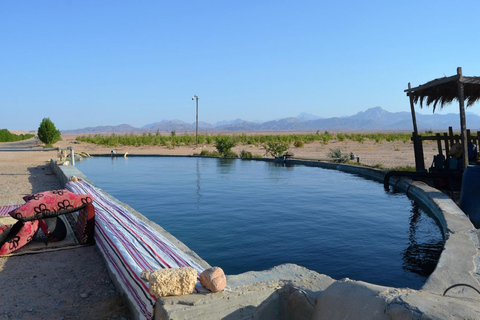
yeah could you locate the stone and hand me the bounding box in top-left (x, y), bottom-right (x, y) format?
top-left (199, 267), bottom-right (226, 293)
top-left (144, 267), bottom-right (197, 297)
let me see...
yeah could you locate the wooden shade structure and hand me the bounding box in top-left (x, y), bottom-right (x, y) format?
top-left (405, 67), bottom-right (480, 171)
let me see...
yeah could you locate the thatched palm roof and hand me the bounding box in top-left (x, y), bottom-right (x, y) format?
top-left (405, 73), bottom-right (480, 112)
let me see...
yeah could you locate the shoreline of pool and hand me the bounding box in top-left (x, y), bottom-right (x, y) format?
top-left (52, 156), bottom-right (480, 320)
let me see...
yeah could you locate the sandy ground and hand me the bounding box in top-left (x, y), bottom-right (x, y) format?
top-left (57, 132), bottom-right (438, 169)
top-left (0, 133), bottom-right (439, 319)
top-left (0, 139), bottom-right (131, 320)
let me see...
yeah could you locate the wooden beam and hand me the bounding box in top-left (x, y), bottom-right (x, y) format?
top-left (408, 82), bottom-right (424, 171)
top-left (457, 67), bottom-right (469, 170)
top-left (405, 74), bottom-right (460, 93)
top-left (408, 83), bottom-right (419, 135)
top-left (420, 135), bottom-right (467, 142)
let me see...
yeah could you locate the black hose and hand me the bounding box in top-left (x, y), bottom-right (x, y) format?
top-left (443, 283), bottom-right (480, 296)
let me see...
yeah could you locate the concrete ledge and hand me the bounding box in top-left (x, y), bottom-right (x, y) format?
top-left (393, 179), bottom-right (480, 297)
top-left (157, 264), bottom-right (335, 320)
top-left (313, 278), bottom-right (480, 320)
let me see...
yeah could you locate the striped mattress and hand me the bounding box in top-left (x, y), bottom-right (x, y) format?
top-left (66, 180), bottom-right (206, 320)
top-left (0, 205), bottom-right (20, 216)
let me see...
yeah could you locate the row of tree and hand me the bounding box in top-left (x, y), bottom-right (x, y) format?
top-left (0, 129), bottom-right (34, 142)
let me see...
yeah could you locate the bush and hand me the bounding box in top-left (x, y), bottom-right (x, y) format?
top-left (222, 150), bottom-right (238, 158)
top-left (327, 148), bottom-right (348, 163)
top-left (215, 136), bottom-right (236, 157)
top-left (240, 150), bottom-right (253, 159)
top-left (263, 141), bottom-right (290, 157)
top-left (37, 118), bottom-right (61, 146)
top-left (199, 149), bottom-right (220, 157)
top-left (293, 140), bottom-right (304, 148)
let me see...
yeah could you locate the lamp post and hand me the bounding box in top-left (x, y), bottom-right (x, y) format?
top-left (192, 95), bottom-right (199, 148)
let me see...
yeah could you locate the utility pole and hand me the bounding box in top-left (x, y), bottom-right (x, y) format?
top-left (192, 95), bottom-right (199, 148)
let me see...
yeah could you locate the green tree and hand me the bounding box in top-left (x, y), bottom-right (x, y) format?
top-left (37, 118), bottom-right (61, 146)
top-left (263, 141), bottom-right (289, 157)
top-left (215, 136), bottom-right (237, 157)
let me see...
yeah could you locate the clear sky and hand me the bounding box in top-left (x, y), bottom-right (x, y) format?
top-left (2, 1), bottom-right (480, 131)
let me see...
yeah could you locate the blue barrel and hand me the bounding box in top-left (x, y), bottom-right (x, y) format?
top-left (460, 165), bottom-right (480, 228)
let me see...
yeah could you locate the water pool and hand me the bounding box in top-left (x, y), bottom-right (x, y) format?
top-left (75, 156), bottom-right (444, 289)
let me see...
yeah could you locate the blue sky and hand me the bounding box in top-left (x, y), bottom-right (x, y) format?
top-left (2, 1), bottom-right (480, 130)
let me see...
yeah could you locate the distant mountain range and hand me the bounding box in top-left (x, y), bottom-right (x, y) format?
top-left (63, 107), bottom-right (480, 133)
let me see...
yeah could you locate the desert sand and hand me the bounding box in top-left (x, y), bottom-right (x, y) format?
top-left (0, 138), bottom-right (131, 320)
top-left (0, 133), bottom-right (438, 319)
top-left (56, 132), bottom-right (438, 169)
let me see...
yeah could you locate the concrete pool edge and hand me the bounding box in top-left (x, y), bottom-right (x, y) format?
top-left (51, 158), bottom-right (480, 319)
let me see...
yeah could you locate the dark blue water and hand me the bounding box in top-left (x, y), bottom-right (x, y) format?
top-left (75, 156), bottom-right (444, 289)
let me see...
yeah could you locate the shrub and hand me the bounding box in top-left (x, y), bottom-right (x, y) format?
top-left (263, 141), bottom-right (290, 157)
top-left (37, 118), bottom-right (61, 146)
top-left (222, 150), bottom-right (238, 158)
top-left (215, 136), bottom-right (236, 157)
top-left (199, 149), bottom-right (220, 157)
top-left (327, 148), bottom-right (348, 163)
top-left (240, 150), bottom-right (253, 159)
top-left (293, 140), bottom-right (304, 148)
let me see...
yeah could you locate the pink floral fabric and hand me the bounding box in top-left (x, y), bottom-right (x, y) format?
top-left (9, 189), bottom-right (93, 222)
top-left (0, 220), bottom-right (38, 255)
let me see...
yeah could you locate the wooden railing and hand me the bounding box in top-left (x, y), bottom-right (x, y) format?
top-left (412, 127), bottom-right (479, 171)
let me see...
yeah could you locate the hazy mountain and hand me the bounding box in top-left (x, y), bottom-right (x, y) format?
top-left (142, 120), bottom-right (188, 130)
top-left (64, 124), bottom-right (141, 134)
top-left (62, 107), bottom-right (480, 133)
top-left (297, 112), bottom-right (322, 122)
top-left (214, 119), bottom-right (253, 127)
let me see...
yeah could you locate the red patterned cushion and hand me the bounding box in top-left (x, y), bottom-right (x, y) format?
top-left (0, 220), bottom-right (38, 255)
top-left (9, 189), bottom-right (93, 222)
top-left (75, 204), bottom-right (95, 244)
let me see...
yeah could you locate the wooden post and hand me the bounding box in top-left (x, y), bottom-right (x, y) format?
top-left (449, 127), bottom-right (455, 147)
top-left (69, 147), bottom-right (75, 166)
top-left (457, 67), bottom-right (469, 170)
top-left (443, 132), bottom-right (450, 156)
top-left (408, 83), bottom-right (419, 135)
top-left (477, 131), bottom-right (480, 153)
top-left (408, 82), bottom-right (425, 171)
top-left (436, 133), bottom-right (443, 157)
